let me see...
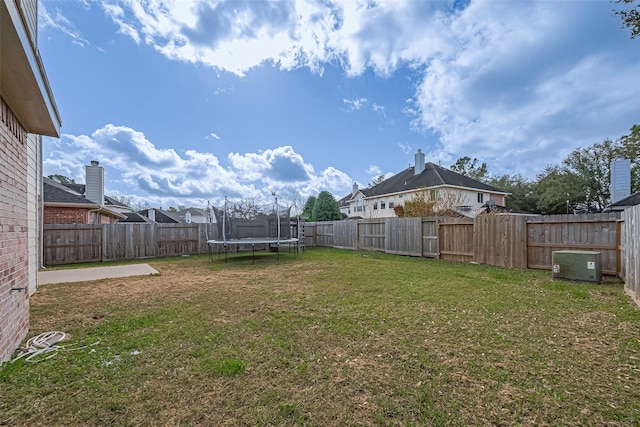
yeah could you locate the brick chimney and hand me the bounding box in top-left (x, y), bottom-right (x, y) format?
top-left (85, 160), bottom-right (104, 206)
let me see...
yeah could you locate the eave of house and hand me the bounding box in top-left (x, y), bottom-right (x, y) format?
top-left (44, 201), bottom-right (100, 209)
top-left (1, 0), bottom-right (61, 137)
top-left (44, 202), bottom-right (127, 219)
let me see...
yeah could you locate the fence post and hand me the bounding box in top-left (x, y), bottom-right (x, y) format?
top-left (101, 224), bottom-right (107, 262)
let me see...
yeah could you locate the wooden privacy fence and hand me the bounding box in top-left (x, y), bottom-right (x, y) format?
top-left (43, 223), bottom-right (219, 265)
top-left (306, 218), bottom-right (438, 257)
top-left (624, 205), bottom-right (640, 300)
top-left (305, 212), bottom-right (626, 276)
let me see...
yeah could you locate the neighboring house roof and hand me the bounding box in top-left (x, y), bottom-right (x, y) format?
top-left (62, 183), bottom-right (85, 194)
top-left (138, 209), bottom-right (183, 223)
top-left (118, 212), bottom-right (152, 223)
top-left (60, 183), bottom-right (130, 210)
top-left (366, 163), bottom-right (505, 197)
top-left (104, 195), bottom-right (131, 209)
top-left (43, 177), bottom-right (126, 219)
top-left (43, 177), bottom-right (94, 206)
top-left (605, 191), bottom-right (640, 211)
top-left (176, 208), bottom-right (208, 216)
top-left (338, 194), bottom-right (352, 208)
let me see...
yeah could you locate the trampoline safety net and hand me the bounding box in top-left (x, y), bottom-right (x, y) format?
top-left (212, 199), bottom-right (293, 242)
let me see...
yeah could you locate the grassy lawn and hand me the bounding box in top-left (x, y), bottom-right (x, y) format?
top-left (2, 248), bottom-right (640, 425)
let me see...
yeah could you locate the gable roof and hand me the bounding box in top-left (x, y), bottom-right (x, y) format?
top-left (365, 162), bottom-right (505, 198)
top-left (43, 177), bottom-right (126, 219)
top-left (138, 209), bottom-right (183, 223)
top-left (175, 207), bottom-right (209, 217)
top-left (606, 191), bottom-right (640, 210)
top-left (43, 177), bottom-right (95, 206)
top-left (104, 195), bottom-right (131, 209)
top-left (59, 182), bottom-right (131, 210)
top-left (118, 212), bottom-right (152, 223)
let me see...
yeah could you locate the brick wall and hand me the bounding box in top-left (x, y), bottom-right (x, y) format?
top-left (0, 97), bottom-right (30, 362)
top-left (44, 206), bottom-right (91, 224)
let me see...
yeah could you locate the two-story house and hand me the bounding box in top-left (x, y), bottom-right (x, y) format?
top-left (341, 150), bottom-right (508, 219)
top-left (1, 0), bottom-right (61, 362)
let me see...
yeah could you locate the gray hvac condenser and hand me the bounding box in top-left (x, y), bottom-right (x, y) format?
top-left (552, 250), bottom-right (602, 284)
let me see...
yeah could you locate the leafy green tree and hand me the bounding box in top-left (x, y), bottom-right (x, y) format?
top-left (619, 124), bottom-right (640, 191)
top-left (488, 174), bottom-right (539, 212)
top-left (47, 174), bottom-right (75, 184)
top-left (312, 191), bottom-right (341, 221)
top-left (302, 196), bottom-right (317, 219)
top-left (534, 127), bottom-right (640, 213)
top-left (535, 166), bottom-right (588, 214)
top-left (615, 0), bottom-right (640, 38)
top-left (450, 157), bottom-right (488, 182)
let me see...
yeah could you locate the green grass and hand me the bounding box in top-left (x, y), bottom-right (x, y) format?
top-left (4, 248), bottom-right (640, 426)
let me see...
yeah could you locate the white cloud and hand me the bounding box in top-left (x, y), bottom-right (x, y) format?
top-left (43, 125), bottom-right (352, 207)
top-left (366, 165), bottom-right (382, 176)
top-left (372, 103), bottom-right (385, 115)
top-left (342, 97), bottom-right (368, 112)
top-left (398, 142), bottom-right (412, 155)
top-left (39, 3), bottom-right (90, 47)
top-left (206, 132), bottom-right (220, 140)
top-left (46, 0), bottom-right (640, 178)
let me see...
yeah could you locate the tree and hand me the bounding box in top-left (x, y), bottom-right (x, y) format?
top-left (311, 191), bottom-right (341, 221)
top-left (230, 197), bottom-right (261, 219)
top-left (535, 166), bottom-right (588, 214)
top-left (114, 195), bottom-right (133, 207)
top-left (132, 200), bottom-right (152, 211)
top-left (48, 174), bottom-right (75, 184)
top-left (368, 175), bottom-right (385, 187)
top-left (488, 174), bottom-right (539, 213)
top-left (533, 128), bottom-right (640, 214)
top-left (302, 196), bottom-right (317, 219)
top-left (619, 124), bottom-right (640, 192)
top-left (450, 157), bottom-right (489, 182)
top-left (277, 187), bottom-right (306, 216)
top-left (615, 0), bottom-right (640, 38)
top-left (394, 188), bottom-right (465, 217)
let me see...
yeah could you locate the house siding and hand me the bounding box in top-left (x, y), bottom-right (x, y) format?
top-left (0, 99), bottom-right (30, 362)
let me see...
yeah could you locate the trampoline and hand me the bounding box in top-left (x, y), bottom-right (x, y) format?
top-left (207, 197), bottom-right (300, 263)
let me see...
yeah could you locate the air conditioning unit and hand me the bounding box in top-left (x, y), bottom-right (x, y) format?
top-left (552, 250), bottom-right (602, 284)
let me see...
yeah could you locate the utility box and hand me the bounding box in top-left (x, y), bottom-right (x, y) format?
top-left (552, 250), bottom-right (602, 284)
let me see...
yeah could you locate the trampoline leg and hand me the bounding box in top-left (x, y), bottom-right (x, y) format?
top-left (252, 244), bottom-right (256, 264)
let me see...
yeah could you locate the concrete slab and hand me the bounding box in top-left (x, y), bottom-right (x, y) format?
top-left (38, 264), bottom-right (160, 285)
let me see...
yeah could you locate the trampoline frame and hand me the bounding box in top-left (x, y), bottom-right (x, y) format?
top-left (207, 196), bottom-right (300, 264)
top-left (207, 238), bottom-right (299, 263)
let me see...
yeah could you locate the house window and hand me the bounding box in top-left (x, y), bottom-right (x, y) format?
top-left (373, 202), bottom-right (378, 210)
top-left (478, 193), bottom-right (484, 203)
top-left (380, 200), bottom-right (386, 209)
top-left (430, 189), bottom-right (436, 200)
top-left (389, 202), bottom-right (394, 209)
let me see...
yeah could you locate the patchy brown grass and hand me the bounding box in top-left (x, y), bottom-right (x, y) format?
top-left (2, 249), bottom-right (640, 426)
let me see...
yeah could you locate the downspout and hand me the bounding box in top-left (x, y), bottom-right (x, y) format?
top-left (39, 136), bottom-right (44, 270)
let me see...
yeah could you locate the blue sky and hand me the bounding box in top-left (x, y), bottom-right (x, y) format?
top-left (39, 0), bottom-right (640, 210)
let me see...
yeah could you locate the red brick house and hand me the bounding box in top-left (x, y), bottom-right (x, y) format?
top-left (43, 160), bottom-right (126, 224)
top-left (1, 0), bottom-right (62, 362)
top-left (43, 175), bottom-right (125, 224)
